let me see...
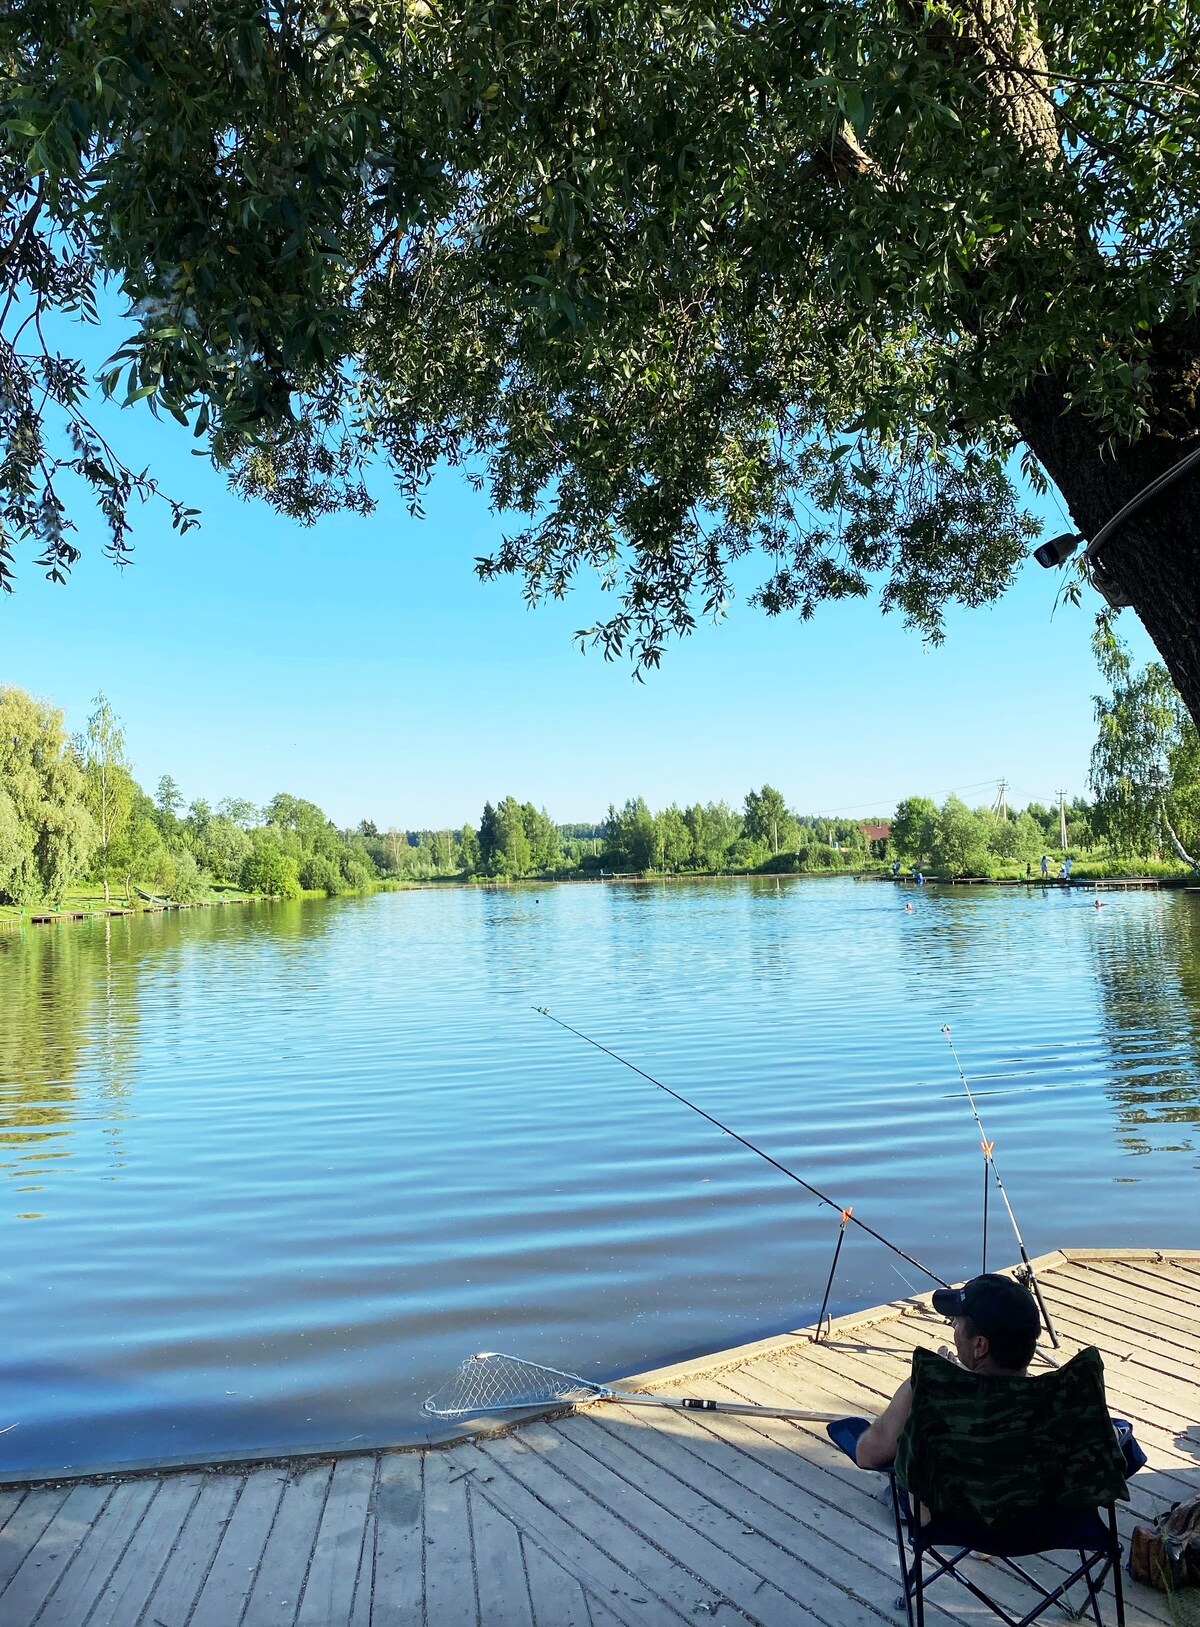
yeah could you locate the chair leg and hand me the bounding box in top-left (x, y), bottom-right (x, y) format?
top-left (1109, 1507), bottom-right (1125, 1627)
top-left (889, 1477), bottom-right (917, 1627)
top-left (1080, 1549), bottom-right (1104, 1627)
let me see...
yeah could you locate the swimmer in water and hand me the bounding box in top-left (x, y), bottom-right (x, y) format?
top-left (1094, 897), bottom-right (1103, 908)
top-left (905, 902), bottom-right (913, 912)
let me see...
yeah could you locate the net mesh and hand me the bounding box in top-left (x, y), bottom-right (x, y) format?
top-left (423, 1352), bottom-right (606, 1417)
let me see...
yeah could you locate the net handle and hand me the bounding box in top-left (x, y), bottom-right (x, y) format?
top-left (611, 1393), bottom-right (849, 1422)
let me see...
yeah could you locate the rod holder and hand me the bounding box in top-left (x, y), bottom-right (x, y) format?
top-left (813, 1208), bottom-right (852, 1342)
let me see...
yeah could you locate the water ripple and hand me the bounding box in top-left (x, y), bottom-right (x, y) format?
top-left (1, 879), bottom-right (1198, 1474)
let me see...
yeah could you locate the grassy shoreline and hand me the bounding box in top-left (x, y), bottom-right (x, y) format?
top-left (6, 859), bottom-right (1196, 927)
top-left (0, 882), bottom-right (259, 925)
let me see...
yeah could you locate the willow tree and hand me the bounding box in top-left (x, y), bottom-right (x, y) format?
top-left (4, 4), bottom-right (1200, 712)
top-left (0, 686), bottom-right (94, 905)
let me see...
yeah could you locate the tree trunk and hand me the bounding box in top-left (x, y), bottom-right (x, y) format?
top-left (1161, 810), bottom-right (1200, 874)
top-left (920, 2), bottom-right (1200, 728)
top-left (1011, 377), bottom-right (1200, 729)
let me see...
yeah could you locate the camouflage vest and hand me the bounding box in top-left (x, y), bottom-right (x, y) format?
top-left (894, 1345), bottom-right (1128, 1526)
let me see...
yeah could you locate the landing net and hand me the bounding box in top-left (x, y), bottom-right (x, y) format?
top-left (423, 1352), bottom-right (606, 1417)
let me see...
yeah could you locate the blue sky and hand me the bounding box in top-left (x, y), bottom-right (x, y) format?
top-left (0, 337), bottom-right (1156, 830)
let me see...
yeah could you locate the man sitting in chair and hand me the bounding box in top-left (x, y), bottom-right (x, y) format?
top-left (854, 1273), bottom-right (1040, 1470)
top-left (829, 1274), bottom-right (1140, 1627)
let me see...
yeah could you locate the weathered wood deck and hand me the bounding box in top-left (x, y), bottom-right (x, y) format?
top-left (2, 1248), bottom-right (1197, 1626)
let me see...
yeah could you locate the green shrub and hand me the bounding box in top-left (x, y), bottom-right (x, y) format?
top-left (300, 854), bottom-right (343, 895)
top-left (240, 846), bottom-right (302, 899)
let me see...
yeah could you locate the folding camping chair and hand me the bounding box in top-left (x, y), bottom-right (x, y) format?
top-left (836, 1346), bottom-right (1133, 1627)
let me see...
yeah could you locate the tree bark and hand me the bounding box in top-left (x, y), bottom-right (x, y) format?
top-left (908, 0), bottom-right (1200, 728)
top-left (1161, 809), bottom-right (1200, 874)
top-left (1012, 374), bottom-right (1200, 729)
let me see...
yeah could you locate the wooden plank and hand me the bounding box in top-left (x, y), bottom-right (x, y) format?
top-left (558, 1407), bottom-right (966, 1627)
top-left (423, 1448), bottom-right (479, 1626)
top-left (139, 1473), bottom-right (242, 1627)
top-left (791, 1335), bottom-right (912, 1411)
top-left (522, 1527), bottom-right (593, 1627)
top-left (1037, 1298), bottom-right (1200, 1395)
top-left (295, 1454), bottom-right (376, 1627)
top-left (0, 1481), bottom-right (111, 1627)
top-left (242, 1462), bottom-right (334, 1627)
top-left (189, 1468), bottom-right (288, 1627)
top-left (1051, 1265), bottom-right (1200, 1345)
top-left (347, 1504), bottom-right (376, 1627)
top-left (1060, 1250), bottom-right (1199, 1264)
top-left (468, 1478), bottom-right (535, 1627)
top-left (1078, 1260), bottom-right (1200, 1317)
top-left (1059, 1263), bottom-right (1200, 1334)
top-left (1043, 1316), bottom-right (1200, 1424)
top-left (1042, 1272), bottom-right (1200, 1359)
top-left (370, 1450), bottom-right (424, 1625)
top-left (85, 1474), bottom-right (204, 1627)
top-left (495, 1418), bottom-right (820, 1627)
top-left (0, 1492), bottom-right (24, 1533)
top-left (472, 1438), bottom-right (689, 1627)
top-left (0, 1487), bottom-right (69, 1595)
top-left (1101, 1259), bottom-right (1200, 1301)
top-left (585, 1598), bottom-right (633, 1627)
top-left (33, 1480), bottom-right (158, 1627)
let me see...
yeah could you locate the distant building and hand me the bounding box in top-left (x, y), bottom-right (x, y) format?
top-left (860, 821), bottom-right (892, 858)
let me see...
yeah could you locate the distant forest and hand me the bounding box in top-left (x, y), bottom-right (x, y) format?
top-left (2, 661), bottom-right (1197, 908)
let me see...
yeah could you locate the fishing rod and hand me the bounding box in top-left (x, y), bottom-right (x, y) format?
top-left (941, 1026), bottom-right (1059, 1348)
top-left (535, 1007), bottom-right (949, 1289)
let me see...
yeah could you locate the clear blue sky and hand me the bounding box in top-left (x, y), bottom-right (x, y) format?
top-left (0, 328), bottom-right (1156, 831)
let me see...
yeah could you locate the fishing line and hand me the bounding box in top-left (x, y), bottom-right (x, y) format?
top-left (535, 1007), bottom-right (949, 1288)
top-left (942, 1026), bottom-right (1060, 1347)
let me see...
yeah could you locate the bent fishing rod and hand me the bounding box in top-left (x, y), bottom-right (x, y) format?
top-left (941, 1026), bottom-right (1059, 1348)
top-left (534, 1006), bottom-right (949, 1290)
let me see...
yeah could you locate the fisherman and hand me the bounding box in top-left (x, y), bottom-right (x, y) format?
top-left (851, 1274), bottom-right (1040, 1470)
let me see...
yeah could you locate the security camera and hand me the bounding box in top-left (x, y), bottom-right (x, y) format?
top-left (1033, 532), bottom-right (1082, 568)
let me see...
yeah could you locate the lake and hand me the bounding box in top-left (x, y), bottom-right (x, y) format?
top-left (1, 877), bottom-right (1198, 1476)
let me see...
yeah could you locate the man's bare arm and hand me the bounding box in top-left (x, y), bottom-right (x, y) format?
top-left (855, 1378), bottom-right (912, 1469)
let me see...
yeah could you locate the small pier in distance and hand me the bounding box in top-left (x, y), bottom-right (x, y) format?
top-left (1, 1249), bottom-right (1197, 1626)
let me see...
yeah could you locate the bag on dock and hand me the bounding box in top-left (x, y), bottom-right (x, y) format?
top-left (1130, 1493), bottom-right (1200, 1591)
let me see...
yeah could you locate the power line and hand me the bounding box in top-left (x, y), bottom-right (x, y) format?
top-left (809, 778), bottom-right (1009, 819)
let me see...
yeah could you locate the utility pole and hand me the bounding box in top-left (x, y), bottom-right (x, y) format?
top-left (772, 818), bottom-right (779, 856)
top-left (992, 779), bottom-right (1009, 822)
top-left (1057, 790), bottom-right (1069, 851)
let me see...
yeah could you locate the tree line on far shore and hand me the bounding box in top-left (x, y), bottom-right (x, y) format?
top-left (0, 686), bottom-right (378, 908)
top-left (3, 638), bottom-right (1197, 907)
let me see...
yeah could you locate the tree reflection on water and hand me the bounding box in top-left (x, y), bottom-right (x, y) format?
top-left (1093, 897), bottom-right (1200, 1160)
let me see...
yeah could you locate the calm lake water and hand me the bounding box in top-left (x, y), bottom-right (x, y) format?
top-left (2, 877), bottom-right (1199, 1475)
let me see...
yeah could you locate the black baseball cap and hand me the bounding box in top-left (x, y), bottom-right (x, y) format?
top-left (931, 1273), bottom-right (1041, 1339)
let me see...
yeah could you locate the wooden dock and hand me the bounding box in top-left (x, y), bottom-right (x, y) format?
top-left (1, 1249), bottom-right (1197, 1626)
